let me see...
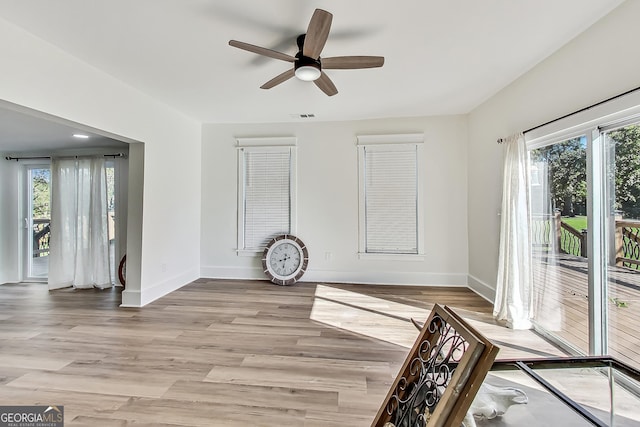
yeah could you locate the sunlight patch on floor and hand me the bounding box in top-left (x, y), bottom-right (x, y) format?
top-left (309, 284), bottom-right (431, 347)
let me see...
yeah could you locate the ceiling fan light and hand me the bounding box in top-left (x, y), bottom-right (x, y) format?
top-left (295, 65), bottom-right (321, 81)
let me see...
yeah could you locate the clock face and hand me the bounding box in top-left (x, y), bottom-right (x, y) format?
top-left (269, 242), bottom-right (301, 276)
top-left (262, 235), bottom-right (309, 286)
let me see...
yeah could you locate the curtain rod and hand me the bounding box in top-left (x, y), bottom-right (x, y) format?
top-left (4, 153), bottom-right (126, 161)
top-left (497, 85), bottom-right (640, 143)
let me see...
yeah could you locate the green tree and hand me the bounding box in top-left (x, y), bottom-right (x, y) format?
top-left (531, 138), bottom-right (587, 216)
top-left (32, 168), bottom-right (50, 219)
top-left (609, 125), bottom-right (640, 218)
top-left (530, 125), bottom-right (640, 219)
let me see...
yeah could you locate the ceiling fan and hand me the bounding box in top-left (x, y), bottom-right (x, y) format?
top-left (229, 8), bottom-right (384, 96)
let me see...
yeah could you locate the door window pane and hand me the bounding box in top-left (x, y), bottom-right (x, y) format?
top-left (605, 123), bottom-right (640, 370)
top-left (27, 166), bottom-right (51, 279)
top-left (530, 137), bottom-right (589, 354)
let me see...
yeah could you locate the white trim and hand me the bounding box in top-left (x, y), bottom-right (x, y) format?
top-left (236, 150), bottom-right (244, 251)
top-left (120, 288), bottom-right (141, 307)
top-left (236, 136), bottom-right (297, 147)
top-left (467, 274), bottom-right (495, 303)
top-left (290, 146), bottom-right (298, 235)
top-left (357, 133), bottom-right (424, 145)
top-left (416, 143), bottom-right (425, 255)
top-left (236, 249), bottom-right (263, 257)
top-left (200, 265), bottom-right (264, 280)
top-left (235, 145), bottom-right (295, 153)
top-left (200, 265), bottom-right (468, 287)
top-left (587, 129), bottom-right (608, 355)
top-left (305, 270), bottom-right (467, 286)
top-left (357, 253), bottom-right (425, 261)
top-left (120, 267), bottom-right (199, 307)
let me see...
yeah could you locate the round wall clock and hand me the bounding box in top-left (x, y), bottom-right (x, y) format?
top-left (262, 234), bottom-right (309, 286)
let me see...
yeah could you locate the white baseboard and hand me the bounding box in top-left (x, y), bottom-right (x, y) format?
top-left (467, 274), bottom-right (495, 303)
top-left (200, 265), bottom-right (468, 287)
top-left (120, 288), bottom-right (141, 307)
top-left (120, 267), bottom-right (199, 308)
top-left (200, 266), bottom-right (263, 281)
top-left (304, 269), bottom-right (468, 286)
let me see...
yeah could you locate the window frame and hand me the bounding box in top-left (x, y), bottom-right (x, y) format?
top-left (525, 90), bottom-right (640, 359)
top-left (357, 133), bottom-right (425, 260)
top-left (236, 137), bottom-right (297, 256)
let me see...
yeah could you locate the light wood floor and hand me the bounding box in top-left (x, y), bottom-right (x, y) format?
top-left (0, 279), bottom-right (563, 426)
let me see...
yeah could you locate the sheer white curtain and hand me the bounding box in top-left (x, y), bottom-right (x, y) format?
top-left (48, 157), bottom-right (112, 290)
top-left (494, 133), bottom-right (534, 329)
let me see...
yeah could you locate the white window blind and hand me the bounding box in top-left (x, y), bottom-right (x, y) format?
top-left (236, 138), bottom-right (296, 254)
top-left (363, 144), bottom-right (418, 253)
top-left (243, 149), bottom-right (291, 250)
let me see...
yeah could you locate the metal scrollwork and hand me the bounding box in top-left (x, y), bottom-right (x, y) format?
top-left (385, 314), bottom-right (469, 427)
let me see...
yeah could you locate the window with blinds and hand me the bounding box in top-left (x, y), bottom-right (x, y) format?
top-left (236, 137), bottom-right (296, 254)
top-left (357, 134), bottom-right (424, 256)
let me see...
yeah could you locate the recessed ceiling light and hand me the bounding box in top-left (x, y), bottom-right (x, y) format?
top-left (73, 134), bottom-right (89, 139)
top-left (289, 113), bottom-right (316, 119)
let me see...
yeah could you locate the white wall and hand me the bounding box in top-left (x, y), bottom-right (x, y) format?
top-left (0, 17), bottom-right (202, 305)
top-left (467, 0), bottom-right (640, 301)
top-left (201, 115), bottom-right (469, 286)
top-left (0, 158), bottom-right (19, 284)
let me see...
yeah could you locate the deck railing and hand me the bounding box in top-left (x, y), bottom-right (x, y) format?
top-left (33, 218), bottom-right (50, 258)
top-left (532, 213), bottom-right (640, 269)
top-left (560, 220), bottom-right (587, 257)
top-left (531, 211), bottom-right (586, 257)
top-left (531, 213), bottom-right (558, 252)
top-left (616, 218), bottom-right (640, 270)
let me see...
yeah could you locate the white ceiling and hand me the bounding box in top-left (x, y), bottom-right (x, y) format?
top-left (0, 0), bottom-right (625, 148)
top-left (0, 105), bottom-right (129, 153)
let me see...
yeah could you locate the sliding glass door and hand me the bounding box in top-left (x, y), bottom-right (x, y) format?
top-left (530, 136), bottom-right (590, 355)
top-left (529, 121), bottom-right (640, 370)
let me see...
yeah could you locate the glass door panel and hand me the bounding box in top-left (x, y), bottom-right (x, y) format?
top-left (604, 123), bottom-right (640, 370)
top-left (530, 137), bottom-right (589, 354)
top-left (26, 166), bottom-right (51, 280)
top-left (106, 161), bottom-right (116, 284)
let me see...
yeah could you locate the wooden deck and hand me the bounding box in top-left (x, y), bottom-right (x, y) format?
top-left (533, 252), bottom-right (640, 369)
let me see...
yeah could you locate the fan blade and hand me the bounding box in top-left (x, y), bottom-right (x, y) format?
top-left (229, 40), bottom-right (295, 62)
top-left (260, 69), bottom-right (295, 89)
top-left (314, 72), bottom-right (338, 96)
top-left (303, 9), bottom-right (332, 59)
top-left (322, 56), bottom-right (385, 69)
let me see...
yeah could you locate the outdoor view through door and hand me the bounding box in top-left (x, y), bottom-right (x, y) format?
top-left (27, 162), bottom-right (118, 283)
top-left (27, 166), bottom-right (51, 280)
top-left (529, 123), bottom-right (640, 370)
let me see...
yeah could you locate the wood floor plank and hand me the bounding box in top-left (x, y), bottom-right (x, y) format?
top-left (0, 353), bottom-right (73, 371)
top-left (7, 371), bottom-right (175, 398)
top-left (204, 365), bottom-right (368, 393)
top-left (0, 279), bottom-right (562, 426)
top-left (163, 381), bottom-right (339, 413)
top-left (103, 398), bottom-right (307, 427)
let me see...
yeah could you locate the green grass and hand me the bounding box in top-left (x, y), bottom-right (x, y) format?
top-left (562, 215), bottom-right (587, 231)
